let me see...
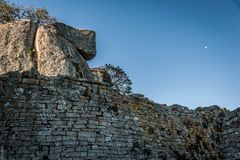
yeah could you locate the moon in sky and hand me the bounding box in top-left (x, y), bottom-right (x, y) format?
top-left (204, 45), bottom-right (208, 50)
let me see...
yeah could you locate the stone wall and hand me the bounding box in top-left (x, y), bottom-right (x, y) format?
top-left (0, 71), bottom-right (234, 160)
top-left (1, 19), bottom-right (239, 160)
top-left (221, 108), bottom-right (240, 160)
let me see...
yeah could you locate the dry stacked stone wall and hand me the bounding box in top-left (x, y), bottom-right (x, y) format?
top-left (221, 108), bottom-right (240, 160)
top-left (0, 71), bottom-right (239, 160)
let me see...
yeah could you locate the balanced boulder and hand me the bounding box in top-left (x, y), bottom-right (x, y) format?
top-left (35, 25), bottom-right (94, 79)
top-left (52, 22), bottom-right (96, 60)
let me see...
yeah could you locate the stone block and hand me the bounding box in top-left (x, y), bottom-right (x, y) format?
top-left (53, 22), bottom-right (96, 60)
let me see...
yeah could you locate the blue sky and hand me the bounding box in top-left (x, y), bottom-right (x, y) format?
top-left (11, 0), bottom-right (240, 110)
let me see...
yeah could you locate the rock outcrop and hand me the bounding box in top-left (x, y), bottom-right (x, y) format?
top-left (53, 23), bottom-right (96, 60)
top-left (35, 25), bottom-right (93, 79)
top-left (0, 20), bottom-right (37, 74)
top-left (0, 20), bottom-right (97, 80)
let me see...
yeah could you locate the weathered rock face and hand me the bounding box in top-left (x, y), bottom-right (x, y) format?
top-left (91, 68), bottom-right (112, 84)
top-left (0, 20), bottom-right (95, 80)
top-left (35, 25), bottom-right (94, 80)
top-left (0, 20), bottom-right (37, 74)
top-left (53, 22), bottom-right (96, 60)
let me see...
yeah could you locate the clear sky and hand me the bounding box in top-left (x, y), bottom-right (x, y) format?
top-left (10, 0), bottom-right (240, 110)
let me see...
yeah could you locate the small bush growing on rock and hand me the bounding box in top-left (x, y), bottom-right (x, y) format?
top-left (101, 64), bottom-right (132, 94)
top-left (0, 0), bottom-right (55, 25)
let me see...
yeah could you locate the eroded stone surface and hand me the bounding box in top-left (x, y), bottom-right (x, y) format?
top-left (0, 20), bottom-right (37, 74)
top-left (53, 22), bottom-right (96, 60)
top-left (35, 25), bottom-right (93, 79)
top-left (91, 68), bottom-right (112, 84)
top-left (1, 20), bottom-right (95, 79)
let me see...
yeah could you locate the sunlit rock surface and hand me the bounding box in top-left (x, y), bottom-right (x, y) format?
top-left (36, 25), bottom-right (93, 79)
top-left (0, 20), bottom-right (37, 74)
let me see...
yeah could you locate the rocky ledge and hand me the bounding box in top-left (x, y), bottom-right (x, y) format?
top-left (0, 20), bottom-right (96, 80)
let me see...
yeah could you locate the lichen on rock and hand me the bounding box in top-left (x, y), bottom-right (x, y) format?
top-left (0, 20), bottom-right (37, 74)
top-left (35, 25), bottom-right (94, 79)
top-left (0, 20), bottom-right (97, 80)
